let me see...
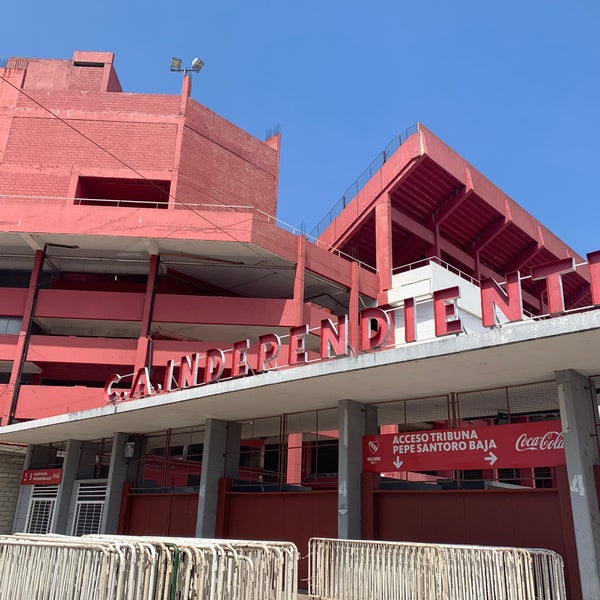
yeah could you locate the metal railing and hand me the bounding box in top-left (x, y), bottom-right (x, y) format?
top-left (308, 537), bottom-right (567, 600)
top-left (309, 124), bottom-right (419, 239)
top-left (0, 194), bottom-right (377, 272)
top-left (392, 256), bottom-right (481, 287)
top-left (0, 534), bottom-right (298, 600)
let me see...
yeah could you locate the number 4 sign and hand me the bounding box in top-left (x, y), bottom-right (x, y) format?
top-left (570, 474), bottom-right (585, 497)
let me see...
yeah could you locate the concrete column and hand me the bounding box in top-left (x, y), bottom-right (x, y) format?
top-left (53, 440), bottom-right (96, 533)
top-left (375, 199), bottom-right (393, 292)
top-left (101, 432), bottom-right (130, 534)
top-left (12, 446), bottom-right (33, 533)
top-left (196, 419), bottom-right (241, 537)
top-left (555, 369), bottom-right (600, 598)
top-left (3, 249), bottom-right (44, 424)
top-left (338, 399), bottom-right (378, 539)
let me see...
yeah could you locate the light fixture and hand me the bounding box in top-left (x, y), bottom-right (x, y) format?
top-left (170, 56), bottom-right (205, 75)
top-left (124, 441), bottom-right (136, 458)
top-left (191, 57), bottom-right (204, 73)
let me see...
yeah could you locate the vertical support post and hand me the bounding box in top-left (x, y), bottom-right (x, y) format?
top-left (293, 235), bottom-right (306, 324)
top-left (432, 223), bottom-right (440, 259)
top-left (196, 419), bottom-right (241, 537)
top-left (53, 440), bottom-right (85, 534)
top-left (134, 254), bottom-right (160, 374)
top-left (101, 432), bottom-right (130, 534)
top-left (286, 433), bottom-right (303, 485)
top-left (375, 199), bottom-right (393, 293)
top-left (3, 249), bottom-right (45, 424)
top-left (361, 471), bottom-right (378, 539)
top-left (555, 369), bottom-right (600, 598)
top-left (338, 399), bottom-right (378, 539)
top-left (348, 262), bottom-right (360, 354)
top-left (13, 446), bottom-right (33, 533)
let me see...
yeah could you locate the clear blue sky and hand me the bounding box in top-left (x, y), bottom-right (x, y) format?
top-left (3, 1), bottom-right (599, 255)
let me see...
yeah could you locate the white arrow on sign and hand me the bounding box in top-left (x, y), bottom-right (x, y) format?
top-left (393, 457), bottom-right (403, 469)
top-left (484, 451), bottom-right (497, 467)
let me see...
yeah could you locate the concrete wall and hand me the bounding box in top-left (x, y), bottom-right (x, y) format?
top-left (390, 262), bottom-right (488, 344)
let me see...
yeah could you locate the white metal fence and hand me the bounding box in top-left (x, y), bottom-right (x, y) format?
top-left (308, 538), bottom-right (567, 600)
top-left (0, 534), bottom-right (298, 600)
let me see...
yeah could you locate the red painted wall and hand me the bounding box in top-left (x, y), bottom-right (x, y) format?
top-left (373, 488), bottom-right (580, 600)
top-left (122, 492), bottom-right (199, 537)
top-left (0, 52), bottom-right (278, 217)
top-left (177, 101), bottom-right (278, 215)
top-left (220, 489), bottom-right (337, 587)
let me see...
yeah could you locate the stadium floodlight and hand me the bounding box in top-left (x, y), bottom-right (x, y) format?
top-left (191, 57), bottom-right (204, 73)
top-left (170, 56), bottom-right (204, 75)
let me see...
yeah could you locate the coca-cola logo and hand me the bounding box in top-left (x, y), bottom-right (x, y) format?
top-left (515, 431), bottom-right (564, 452)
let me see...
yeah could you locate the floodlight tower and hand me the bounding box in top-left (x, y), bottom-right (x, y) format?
top-left (170, 56), bottom-right (204, 97)
top-left (170, 57), bottom-right (205, 75)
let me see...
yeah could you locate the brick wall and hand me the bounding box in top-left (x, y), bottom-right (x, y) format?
top-left (0, 446), bottom-right (26, 533)
top-left (68, 65), bottom-right (105, 92)
top-left (4, 118), bottom-right (177, 171)
top-left (0, 90), bottom-right (181, 197)
top-left (0, 55), bottom-right (279, 215)
top-left (177, 101), bottom-right (279, 214)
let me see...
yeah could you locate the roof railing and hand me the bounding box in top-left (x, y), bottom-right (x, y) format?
top-left (393, 255), bottom-right (481, 287)
top-left (309, 124), bottom-right (419, 238)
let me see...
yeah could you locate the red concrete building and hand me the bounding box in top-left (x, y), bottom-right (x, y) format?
top-left (0, 51), bottom-right (599, 598)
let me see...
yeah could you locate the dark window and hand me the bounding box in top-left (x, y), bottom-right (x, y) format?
top-left (310, 440), bottom-right (338, 476)
top-left (75, 177), bottom-right (170, 209)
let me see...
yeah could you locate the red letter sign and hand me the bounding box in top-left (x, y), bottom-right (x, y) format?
top-left (481, 272), bottom-right (523, 327)
top-left (289, 325), bottom-right (309, 365)
top-left (257, 333), bottom-right (282, 371)
top-left (320, 315), bottom-right (348, 359)
top-left (531, 257), bottom-right (575, 314)
top-left (433, 286), bottom-right (462, 336)
top-left (360, 308), bottom-right (391, 351)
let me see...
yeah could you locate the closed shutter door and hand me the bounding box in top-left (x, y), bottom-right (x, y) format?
top-left (25, 485), bottom-right (59, 534)
top-left (71, 481), bottom-right (108, 536)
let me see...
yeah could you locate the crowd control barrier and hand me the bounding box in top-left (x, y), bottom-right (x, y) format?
top-left (0, 534), bottom-right (298, 600)
top-left (308, 537), bottom-right (567, 600)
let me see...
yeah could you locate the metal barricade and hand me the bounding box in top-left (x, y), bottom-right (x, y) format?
top-left (308, 538), bottom-right (567, 600)
top-left (0, 534), bottom-right (298, 600)
top-left (87, 535), bottom-right (299, 600)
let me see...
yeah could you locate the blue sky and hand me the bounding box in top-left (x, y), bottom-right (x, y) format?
top-left (3, 1), bottom-right (599, 255)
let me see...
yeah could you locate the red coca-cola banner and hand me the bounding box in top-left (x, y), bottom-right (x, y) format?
top-left (21, 468), bottom-right (63, 486)
top-left (363, 420), bottom-right (565, 473)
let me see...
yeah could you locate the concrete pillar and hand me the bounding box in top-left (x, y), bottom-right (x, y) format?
top-left (101, 433), bottom-right (130, 534)
top-left (555, 369), bottom-right (600, 598)
top-left (196, 419), bottom-right (241, 537)
top-left (12, 446), bottom-right (33, 533)
top-left (375, 199), bottom-right (393, 292)
top-left (53, 440), bottom-right (95, 533)
top-left (338, 399), bottom-right (378, 539)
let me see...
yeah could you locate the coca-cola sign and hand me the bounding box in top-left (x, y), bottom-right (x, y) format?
top-left (516, 430), bottom-right (564, 452)
top-left (363, 420), bottom-right (566, 473)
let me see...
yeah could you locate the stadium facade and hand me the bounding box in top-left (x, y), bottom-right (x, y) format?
top-left (0, 52), bottom-right (598, 598)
